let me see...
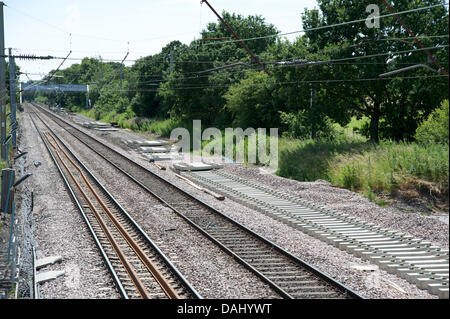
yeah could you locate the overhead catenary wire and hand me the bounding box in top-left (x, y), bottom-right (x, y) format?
top-left (9, 33), bottom-right (449, 66)
top-left (45, 50), bottom-right (72, 83)
top-left (20, 58), bottom-right (450, 77)
top-left (93, 74), bottom-right (447, 93)
top-left (24, 43), bottom-right (449, 89)
top-left (379, 0), bottom-right (449, 77)
top-left (265, 45), bottom-right (449, 67)
top-left (178, 2), bottom-right (449, 51)
top-left (8, 2), bottom-right (448, 63)
top-left (11, 33), bottom-right (447, 72)
top-left (14, 2), bottom-right (449, 92)
top-left (125, 44), bottom-right (450, 84)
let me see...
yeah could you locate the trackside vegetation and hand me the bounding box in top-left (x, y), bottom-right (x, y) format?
top-left (23, 1), bottom-right (449, 210)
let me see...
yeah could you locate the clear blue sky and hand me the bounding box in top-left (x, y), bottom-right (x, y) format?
top-left (3, 0), bottom-right (319, 82)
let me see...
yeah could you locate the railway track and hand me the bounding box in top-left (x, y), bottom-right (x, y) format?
top-left (183, 169), bottom-right (449, 298)
top-left (28, 109), bottom-right (200, 300)
top-left (30, 102), bottom-right (363, 299)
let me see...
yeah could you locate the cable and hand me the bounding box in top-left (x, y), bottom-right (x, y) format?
top-left (101, 74), bottom-right (448, 93)
top-left (6, 4), bottom-right (127, 44)
top-left (21, 43), bottom-right (449, 88)
top-left (10, 34), bottom-right (448, 57)
top-left (265, 45), bottom-right (449, 68)
top-left (180, 3), bottom-right (449, 50)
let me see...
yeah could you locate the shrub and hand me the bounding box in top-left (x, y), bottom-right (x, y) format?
top-left (415, 100), bottom-right (449, 145)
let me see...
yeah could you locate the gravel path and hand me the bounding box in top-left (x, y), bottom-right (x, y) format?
top-left (54, 110), bottom-right (443, 299)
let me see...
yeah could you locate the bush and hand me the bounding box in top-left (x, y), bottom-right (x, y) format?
top-left (224, 71), bottom-right (279, 129)
top-left (35, 95), bottom-right (48, 104)
top-left (279, 110), bottom-right (337, 140)
top-left (415, 100), bottom-right (449, 145)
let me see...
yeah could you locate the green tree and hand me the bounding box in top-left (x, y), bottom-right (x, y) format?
top-left (301, 0), bottom-right (449, 142)
top-left (158, 11), bottom-right (278, 127)
top-left (224, 70), bottom-right (278, 128)
top-left (128, 41), bottom-right (184, 118)
top-left (264, 37), bottom-right (349, 138)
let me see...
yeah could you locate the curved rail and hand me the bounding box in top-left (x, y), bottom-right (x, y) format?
top-left (28, 109), bottom-right (201, 299)
top-left (31, 102), bottom-right (363, 299)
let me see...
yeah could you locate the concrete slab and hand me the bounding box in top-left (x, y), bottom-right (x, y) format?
top-left (351, 264), bottom-right (378, 272)
top-left (174, 162), bottom-right (223, 171)
top-left (437, 288), bottom-right (449, 299)
top-left (82, 121), bottom-right (111, 129)
top-left (135, 140), bottom-right (169, 147)
top-left (91, 121), bottom-right (111, 127)
top-left (139, 146), bottom-right (170, 153)
top-left (428, 283), bottom-right (449, 297)
top-left (36, 255), bottom-right (62, 269)
top-left (94, 128), bottom-right (119, 132)
top-left (142, 153), bottom-right (177, 162)
top-left (36, 270), bottom-right (65, 284)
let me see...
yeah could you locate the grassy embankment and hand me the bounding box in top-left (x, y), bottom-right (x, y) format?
top-left (70, 107), bottom-right (449, 212)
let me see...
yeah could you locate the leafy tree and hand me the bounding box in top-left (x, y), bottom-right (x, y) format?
top-left (128, 41), bottom-right (184, 117)
top-left (224, 70), bottom-right (277, 128)
top-left (158, 11), bottom-right (278, 127)
top-left (264, 37), bottom-right (350, 138)
top-left (301, 0), bottom-right (449, 142)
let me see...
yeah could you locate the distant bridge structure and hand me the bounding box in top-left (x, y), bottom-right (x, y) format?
top-left (20, 83), bottom-right (89, 93)
top-left (19, 83), bottom-right (90, 107)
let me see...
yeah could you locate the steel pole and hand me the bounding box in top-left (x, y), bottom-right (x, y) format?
top-left (200, 0), bottom-right (269, 75)
top-left (9, 48), bottom-right (17, 148)
top-left (0, 2), bottom-right (6, 160)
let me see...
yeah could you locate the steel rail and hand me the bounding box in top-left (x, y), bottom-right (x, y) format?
top-left (29, 108), bottom-right (201, 299)
top-left (29, 109), bottom-right (201, 299)
top-left (43, 131), bottom-right (152, 299)
top-left (27, 111), bottom-right (129, 299)
top-left (44, 132), bottom-right (180, 299)
top-left (32, 102), bottom-right (363, 299)
top-left (42, 130), bottom-right (152, 298)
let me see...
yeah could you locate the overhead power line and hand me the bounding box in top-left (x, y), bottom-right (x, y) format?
top-left (265, 45), bottom-right (449, 68)
top-left (379, 0), bottom-right (449, 77)
top-left (182, 3), bottom-right (449, 51)
top-left (104, 74), bottom-right (448, 93)
top-left (23, 44), bottom-right (448, 88)
top-left (45, 50), bottom-right (72, 83)
top-left (9, 34), bottom-right (448, 65)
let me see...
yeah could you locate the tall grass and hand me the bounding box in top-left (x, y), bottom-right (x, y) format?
top-left (276, 134), bottom-right (369, 181)
top-left (328, 141), bottom-right (449, 195)
top-left (70, 106), bottom-right (182, 137)
top-left (69, 107), bottom-right (448, 199)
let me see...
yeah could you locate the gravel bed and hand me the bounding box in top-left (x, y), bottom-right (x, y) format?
top-left (56, 110), bottom-right (441, 299)
top-left (41, 110), bottom-right (280, 299)
top-left (220, 165), bottom-right (449, 250)
top-left (17, 110), bottom-right (121, 299)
